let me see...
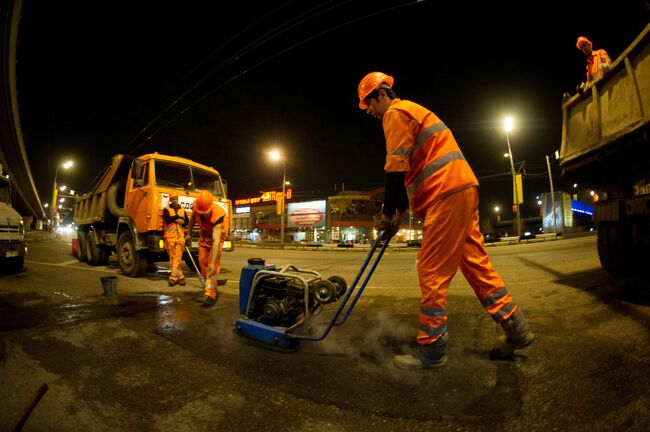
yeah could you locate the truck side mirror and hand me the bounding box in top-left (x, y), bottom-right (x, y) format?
top-left (131, 159), bottom-right (144, 187)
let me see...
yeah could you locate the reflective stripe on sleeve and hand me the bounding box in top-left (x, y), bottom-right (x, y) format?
top-left (388, 147), bottom-right (413, 157)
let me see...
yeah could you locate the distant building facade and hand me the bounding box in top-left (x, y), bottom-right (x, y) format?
top-left (232, 188), bottom-right (423, 244)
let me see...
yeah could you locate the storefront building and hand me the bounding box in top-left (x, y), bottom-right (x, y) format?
top-left (232, 188), bottom-right (423, 244)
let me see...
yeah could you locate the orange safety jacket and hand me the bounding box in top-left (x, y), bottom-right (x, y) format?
top-left (196, 204), bottom-right (228, 241)
top-left (382, 99), bottom-right (478, 217)
top-left (163, 206), bottom-right (187, 239)
top-left (585, 49), bottom-right (611, 85)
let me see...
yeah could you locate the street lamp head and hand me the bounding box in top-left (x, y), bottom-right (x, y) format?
top-left (503, 116), bottom-right (514, 133)
top-left (269, 150), bottom-right (282, 162)
top-left (494, 206), bottom-right (500, 212)
top-left (62, 160), bottom-right (74, 170)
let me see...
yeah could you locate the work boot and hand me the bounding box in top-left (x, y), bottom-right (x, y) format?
top-left (168, 279), bottom-right (176, 287)
top-left (492, 309), bottom-right (535, 358)
top-left (196, 294), bottom-right (216, 307)
top-left (178, 278), bottom-right (186, 286)
top-left (394, 339), bottom-right (448, 370)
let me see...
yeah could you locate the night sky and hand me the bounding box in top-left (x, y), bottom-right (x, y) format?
top-left (14, 0), bottom-right (650, 221)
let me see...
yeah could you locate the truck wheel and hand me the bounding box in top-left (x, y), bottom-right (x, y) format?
top-left (117, 231), bottom-right (147, 277)
top-left (597, 222), bottom-right (636, 276)
top-left (77, 231), bottom-right (89, 263)
top-left (88, 232), bottom-right (109, 266)
top-left (14, 256), bottom-right (24, 272)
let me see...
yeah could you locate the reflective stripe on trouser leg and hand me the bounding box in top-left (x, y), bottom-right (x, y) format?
top-left (165, 238), bottom-right (185, 282)
top-left (458, 189), bottom-right (516, 323)
top-left (416, 190), bottom-right (476, 345)
top-left (199, 239), bottom-right (223, 299)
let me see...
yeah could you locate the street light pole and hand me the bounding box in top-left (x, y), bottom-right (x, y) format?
top-left (50, 166), bottom-right (60, 231)
top-left (280, 161), bottom-right (286, 250)
top-left (51, 160), bottom-right (73, 232)
top-left (545, 154), bottom-right (558, 233)
top-left (504, 117), bottom-right (522, 238)
top-left (269, 150), bottom-right (286, 249)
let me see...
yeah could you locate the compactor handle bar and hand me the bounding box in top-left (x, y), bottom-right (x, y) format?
top-left (291, 230), bottom-right (391, 341)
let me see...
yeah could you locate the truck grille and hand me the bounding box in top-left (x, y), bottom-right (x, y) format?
top-left (0, 225), bottom-right (22, 234)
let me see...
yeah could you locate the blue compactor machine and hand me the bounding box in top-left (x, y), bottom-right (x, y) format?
top-left (233, 233), bottom-right (390, 351)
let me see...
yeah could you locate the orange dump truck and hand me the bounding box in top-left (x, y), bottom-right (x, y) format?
top-left (73, 153), bottom-right (232, 277)
top-left (559, 23), bottom-right (650, 276)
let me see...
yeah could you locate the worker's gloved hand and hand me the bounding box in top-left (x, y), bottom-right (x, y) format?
top-left (175, 218), bottom-right (184, 225)
top-left (599, 63), bottom-right (610, 72)
top-left (184, 234), bottom-right (190, 246)
top-left (373, 211), bottom-right (401, 239)
top-left (576, 82), bottom-right (586, 94)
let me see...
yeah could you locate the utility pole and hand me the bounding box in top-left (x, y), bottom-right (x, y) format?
top-left (546, 154), bottom-right (558, 233)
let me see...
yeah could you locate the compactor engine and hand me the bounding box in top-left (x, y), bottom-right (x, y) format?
top-left (238, 258), bottom-right (347, 329)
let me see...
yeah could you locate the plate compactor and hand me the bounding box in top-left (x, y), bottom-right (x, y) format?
top-left (233, 232), bottom-right (390, 351)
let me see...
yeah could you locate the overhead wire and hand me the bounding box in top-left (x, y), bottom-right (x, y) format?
top-left (123, 0), bottom-right (351, 154)
top-left (125, 0), bottom-right (429, 154)
top-left (121, 0), bottom-right (298, 153)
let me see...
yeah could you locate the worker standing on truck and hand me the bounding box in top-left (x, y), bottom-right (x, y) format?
top-left (163, 192), bottom-right (188, 286)
top-left (576, 36), bottom-right (612, 91)
top-left (185, 190), bottom-right (227, 307)
top-left (357, 72), bottom-right (534, 369)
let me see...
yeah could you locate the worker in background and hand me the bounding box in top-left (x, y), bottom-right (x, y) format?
top-left (185, 190), bottom-right (227, 307)
top-left (576, 36), bottom-right (612, 92)
top-left (163, 192), bottom-right (188, 286)
top-left (357, 72), bottom-right (534, 369)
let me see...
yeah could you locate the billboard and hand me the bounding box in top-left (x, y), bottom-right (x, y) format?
top-left (287, 200), bottom-right (326, 228)
top-left (541, 191), bottom-right (574, 232)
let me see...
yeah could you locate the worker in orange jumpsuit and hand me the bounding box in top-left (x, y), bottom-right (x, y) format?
top-left (576, 36), bottom-right (612, 91)
top-left (358, 72), bottom-right (534, 369)
top-left (185, 190), bottom-right (227, 307)
top-left (163, 192), bottom-right (188, 286)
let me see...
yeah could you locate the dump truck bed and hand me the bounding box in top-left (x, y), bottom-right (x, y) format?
top-left (74, 154), bottom-right (132, 226)
top-left (559, 23), bottom-right (650, 187)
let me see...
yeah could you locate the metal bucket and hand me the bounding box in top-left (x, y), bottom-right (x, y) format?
top-left (100, 276), bottom-right (118, 296)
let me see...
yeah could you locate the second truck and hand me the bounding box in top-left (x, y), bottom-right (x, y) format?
top-left (559, 23), bottom-right (650, 276)
top-left (73, 153), bottom-right (232, 277)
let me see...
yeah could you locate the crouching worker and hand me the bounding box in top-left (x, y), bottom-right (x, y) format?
top-left (186, 190), bottom-right (227, 307)
top-left (163, 192), bottom-right (188, 287)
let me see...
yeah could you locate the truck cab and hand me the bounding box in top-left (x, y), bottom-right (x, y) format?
top-left (74, 153), bottom-right (232, 276)
top-left (0, 166), bottom-right (26, 273)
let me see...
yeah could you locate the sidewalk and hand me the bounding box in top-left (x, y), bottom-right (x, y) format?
top-left (24, 230), bottom-right (58, 242)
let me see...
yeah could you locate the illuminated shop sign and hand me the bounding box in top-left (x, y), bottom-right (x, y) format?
top-left (288, 200), bottom-right (326, 228)
top-left (234, 188), bottom-right (293, 206)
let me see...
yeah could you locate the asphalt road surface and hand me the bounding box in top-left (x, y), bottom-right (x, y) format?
top-left (1, 234), bottom-right (648, 431)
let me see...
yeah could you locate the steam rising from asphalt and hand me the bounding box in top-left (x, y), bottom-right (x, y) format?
top-left (312, 309), bottom-right (413, 362)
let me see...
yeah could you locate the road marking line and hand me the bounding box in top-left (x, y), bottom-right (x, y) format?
top-left (25, 260), bottom-right (116, 273)
top-left (59, 259), bottom-right (80, 266)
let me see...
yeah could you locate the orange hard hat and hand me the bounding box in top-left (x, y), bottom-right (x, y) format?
top-left (576, 36), bottom-right (592, 50)
top-left (358, 72), bottom-right (394, 109)
top-left (193, 190), bottom-right (213, 214)
top-left (169, 192), bottom-right (179, 199)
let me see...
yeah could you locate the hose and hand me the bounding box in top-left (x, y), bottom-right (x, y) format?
top-left (106, 182), bottom-right (126, 217)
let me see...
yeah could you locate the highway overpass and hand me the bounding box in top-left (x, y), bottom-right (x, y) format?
top-left (0, 0), bottom-right (46, 227)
